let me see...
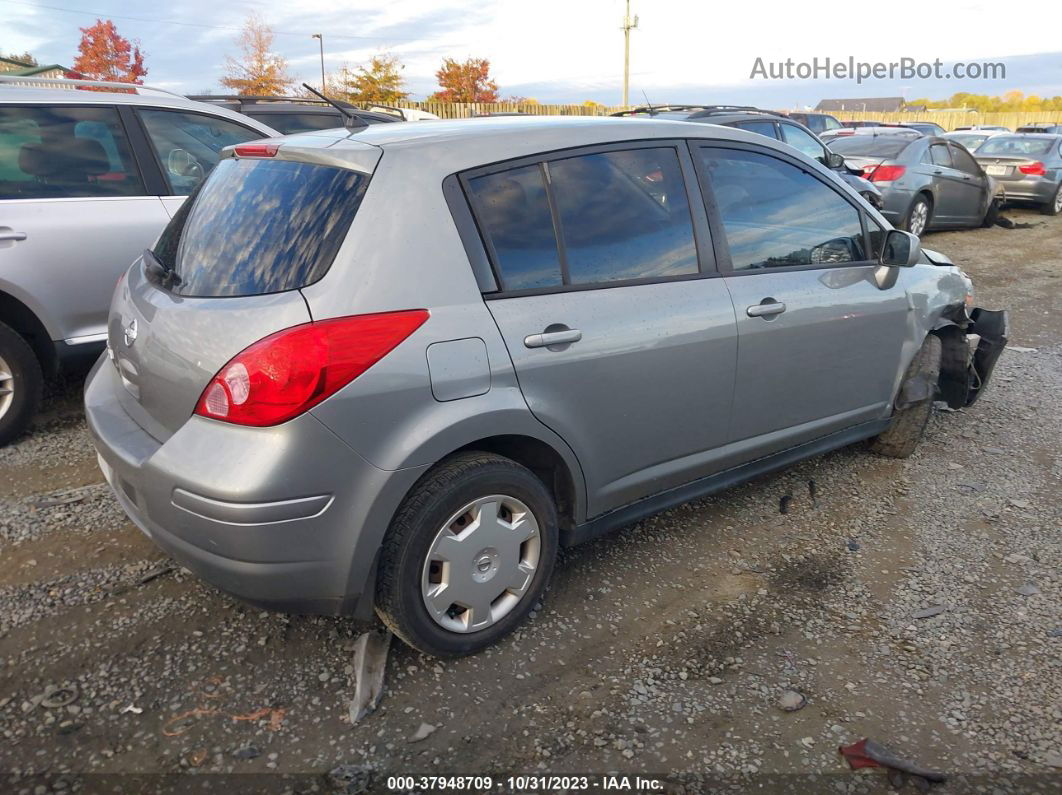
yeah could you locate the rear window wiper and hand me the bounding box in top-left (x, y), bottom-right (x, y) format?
top-left (143, 248), bottom-right (183, 289)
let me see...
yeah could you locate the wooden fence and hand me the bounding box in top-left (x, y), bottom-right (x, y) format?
top-left (389, 101), bottom-right (1062, 130)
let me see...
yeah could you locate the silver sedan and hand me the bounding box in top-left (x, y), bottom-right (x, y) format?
top-left (973, 134), bottom-right (1062, 215)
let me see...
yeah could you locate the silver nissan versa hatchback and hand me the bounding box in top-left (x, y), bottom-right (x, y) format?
top-left (86, 117), bottom-right (1007, 657)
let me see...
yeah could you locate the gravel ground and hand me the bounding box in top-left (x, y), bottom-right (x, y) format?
top-left (0, 208), bottom-right (1059, 795)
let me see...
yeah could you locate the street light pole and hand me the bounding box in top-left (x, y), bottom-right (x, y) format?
top-left (311, 33), bottom-right (325, 92)
top-left (621, 1), bottom-right (639, 107)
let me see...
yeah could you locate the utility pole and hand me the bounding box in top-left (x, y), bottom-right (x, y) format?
top-left (622, 0), bottom-right (638, 107)
top-left (311, 33), bottom-right (325, 92)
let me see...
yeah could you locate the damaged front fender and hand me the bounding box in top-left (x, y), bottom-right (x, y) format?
top-left (936, 306), bottom-right (1009, 409)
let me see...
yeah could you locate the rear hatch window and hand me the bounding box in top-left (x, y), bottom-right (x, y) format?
top-left (827, 137), bottom-right (912, 158)
top-left (155, 157), bottom-right (369, 297)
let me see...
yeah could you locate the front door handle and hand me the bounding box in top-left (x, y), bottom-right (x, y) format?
top-left (524, 328), bottom-right (582, 348)
top-left (0, 230), bottom-right (27, 243)
top-left (747, 301), bottom-right (786, 318)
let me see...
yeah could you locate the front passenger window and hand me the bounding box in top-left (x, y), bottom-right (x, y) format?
top-left (780, 124), bottom-right (827, 163)
top-left (699, 147), bottom-right (865, 270)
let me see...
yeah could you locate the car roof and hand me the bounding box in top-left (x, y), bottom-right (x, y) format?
top-left (0, 85), bottom-right (279, 134)
top-left (245, 115), bottom-right (849, 182)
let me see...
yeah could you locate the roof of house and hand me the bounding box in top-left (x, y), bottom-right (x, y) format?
top-left (816, 97), bottom-right (907, 112)
top-left (0, 57), bottom-right (76, 77)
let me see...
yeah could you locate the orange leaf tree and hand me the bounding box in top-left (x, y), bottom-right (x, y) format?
top-left (71, 19), bottom-right (147, 83)
top-left (221, 13), bottom-right (293, 96)
top-left (430, 57), bottom-right (498, 103)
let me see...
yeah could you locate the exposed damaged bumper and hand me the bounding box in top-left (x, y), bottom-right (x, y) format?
top-left (938, 307), bottom-right (1009, 409)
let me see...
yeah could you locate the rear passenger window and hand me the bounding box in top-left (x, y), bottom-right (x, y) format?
top-left (548, 148), bottom-right (697, 284)
top-left (929, 144), bottom-right (952, 167)
top-left (0, 105), bottom-right (144, 199)
top-left (468, 164), bottom-right (562, 290)
top-left (699, 147), bottom-right (865, 270)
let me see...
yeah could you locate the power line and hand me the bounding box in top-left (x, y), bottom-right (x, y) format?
top-left (1, 0), bottom-right (423, 41)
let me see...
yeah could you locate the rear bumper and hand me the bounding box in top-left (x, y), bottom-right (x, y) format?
top-left (997, 177), bottom-right (1058, 204)
top-left (876, 186), bottom-right (916, 224)
top-left (84, 356), bottom-right (426, 616)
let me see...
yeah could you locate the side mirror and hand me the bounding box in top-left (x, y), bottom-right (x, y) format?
top-left (826, 151), bottom-right (845, 169)
top-left (880, 229), bottom-right (921, 267)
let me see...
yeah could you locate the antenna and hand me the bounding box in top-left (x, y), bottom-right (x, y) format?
top-left (641, 90), bottom-right (655, 116)
top-left (300, 83), bottom-right (359, 128)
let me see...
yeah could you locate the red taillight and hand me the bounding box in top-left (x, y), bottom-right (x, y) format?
top-left (863, 164), bottom-right (906, 182)
top-left (194, 310), bottom-right (429, 426)
top-left (1018, 161), bottom-right (1046, 176)
top-left (234, 143), bottom-right (279, 158)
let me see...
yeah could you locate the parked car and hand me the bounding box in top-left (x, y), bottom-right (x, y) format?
top-left (776, 111), bottom-right (844, 134)
top-left (954, 125), bottom-right (1011, 132)
top-left (943, 130), bottom-right (1004, 151)
top-left (821, 126), bottom-right (923, 143)
top-left (1015, 123), bottom-right (1062, 135)
top-left (841, 120), bottom-right (884, 129)
top-left (973, 134), bottom-right (1062, 215)
top-left (365, 104), bottom-right (440, 121)
top-left (611, 106), bottom-right (882, 207)
top-left (86, 116), bottom-right (1006, 656)
top-left (827, 133), bottom-right (999, 235)
top-left (0, 76), bottom-right (277, 445)
top-left (899, 121), bottom-right (947, 136)
top-left (187, 95), bottom-right (398, 134)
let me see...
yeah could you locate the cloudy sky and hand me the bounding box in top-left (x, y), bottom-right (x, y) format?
top-left (3, 0), bottom-right (1060, 106)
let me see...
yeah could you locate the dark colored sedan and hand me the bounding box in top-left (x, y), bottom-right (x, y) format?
top-left (829, 134), bottom-right (998, 235)
top-left (974, 134), bottom-right (1062, 215)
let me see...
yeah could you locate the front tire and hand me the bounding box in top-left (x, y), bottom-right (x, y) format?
top-left (869, 335), bottom-right (941, 459)
top-left (0, 322), bottom-right (43, 447)
top-left (1041, 183), bottom-right (1062, 216)
top-left (981, 198), bottom-right (1000, 228)
top-left (375, 452), bottom-right (558, 657)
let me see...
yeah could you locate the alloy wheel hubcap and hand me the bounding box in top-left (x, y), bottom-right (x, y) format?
top-left (910, 203), bottom-right (928, 236)
top-left (421, 495), bottom-right (541, 633)
top-left (1054, 187), bottom-right (1062, 212)
top-left (0, 355), bottom-right (14, 422)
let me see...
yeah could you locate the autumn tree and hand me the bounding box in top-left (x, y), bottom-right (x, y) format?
top-left (430, 57), bottom-right (498, 103)
top-left (334, 53), bottom-right (408, 103)
top-left (1, 51), bottom-right (38, 66)
top-left (221, 13), bottom-right (293, 96)
top-left (71, 19), bottom-right (146, 83)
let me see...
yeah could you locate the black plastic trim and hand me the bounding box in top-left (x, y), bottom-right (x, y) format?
top-left (565, 419), bottom-right (890, 547)
top-left (441, 174), bottom-right (497, 293)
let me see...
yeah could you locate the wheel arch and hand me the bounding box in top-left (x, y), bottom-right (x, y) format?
top-left (0, 289), bottom-right (56, 377)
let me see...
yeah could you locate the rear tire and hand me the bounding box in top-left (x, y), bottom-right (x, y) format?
top-left (981, 198), bottom-right (1000, 228)
top-left (1041, 183), bottom-right (1062, 216)
top-left (0, 322), bottom-right (43, 447)
top-left (869, 335), bottom-right (941, 459)
top-left (375, 452), bottom-right (558, 657)
top-left (905, 195), bottom-right (932, 236)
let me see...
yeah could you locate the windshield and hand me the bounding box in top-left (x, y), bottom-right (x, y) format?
top-left (948, 134), bottom-right (988, 150)
top-left (976, 137), bottom-right (1054, 156)
top-left (154, 157), bottom-right (370, 297)
top-left (826, 136), bottom-right (912, 157)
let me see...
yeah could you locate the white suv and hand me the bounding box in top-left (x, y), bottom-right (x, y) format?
top-left (0, 77), bottom-right (277, 444)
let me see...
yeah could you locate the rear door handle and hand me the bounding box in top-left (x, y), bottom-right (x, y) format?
top-left (524, 329), bottom-right (582, 348)
top-left (747, 301), bottom-right (786, 318)
top-left (0, 230), bottom-right (27, 242)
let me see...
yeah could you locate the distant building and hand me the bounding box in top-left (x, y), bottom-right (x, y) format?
top-left (0, 56), bottom-right (80, 80)
top-left (816, 97), bottom-right (915, 113)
